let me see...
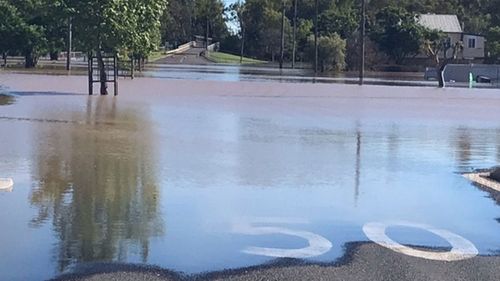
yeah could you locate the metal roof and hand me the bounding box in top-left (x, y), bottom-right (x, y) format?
top-left (418, 14), bottom-right (463, 33)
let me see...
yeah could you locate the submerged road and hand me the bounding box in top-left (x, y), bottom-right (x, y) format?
top-left (0, 73), bottom-right (499, 281)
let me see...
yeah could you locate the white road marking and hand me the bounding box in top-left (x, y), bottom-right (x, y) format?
top-left (363, 221), bottom-right (478, 261)
top-left (233, 219), bottom-right (332, 258)
top-left (0, 178), bottom-right (14, 192)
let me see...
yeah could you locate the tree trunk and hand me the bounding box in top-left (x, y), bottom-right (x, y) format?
top-left (24, 52), bottom-right (37, 68)
top-left (2, 52), bottom-right (6, 67)
top-left (438, 63), bottom-right (446, 88)
top-left (359, 0), bottom-right (366, 85)
top-left (50, 51), bottom-right (59, 61)
top-left (279, 0), bottom-right (285, 69)
top-left (292, 0), bottom-right (297, 69)
top-left (314, 0), bottom-right (319, 73)
top-left (96, 51), bottom-right (108, 95)
top-left (205, 17), bottom-right (209, 50)
top-left (240, 25), bottom-right (245, 64)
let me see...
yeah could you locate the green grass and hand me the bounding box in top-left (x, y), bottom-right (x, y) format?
top-left (207, 52), bottom-right (266, 65)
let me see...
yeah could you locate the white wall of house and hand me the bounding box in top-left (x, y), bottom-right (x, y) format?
top-left (462, 34), bottom-right (485, 59)
top-left (415, 33), bottom-right (485, 60)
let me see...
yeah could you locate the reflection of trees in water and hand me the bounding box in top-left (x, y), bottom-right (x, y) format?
top-left (455, 127), bottom-right (472, 168)
top-left (29, 97), bottom-right (163, 272)
top-left (354, 128), bottom-right (361, 205)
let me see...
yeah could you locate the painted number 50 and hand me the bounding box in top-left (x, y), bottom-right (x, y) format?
top-left (233, 218), bottom-right (478, 262)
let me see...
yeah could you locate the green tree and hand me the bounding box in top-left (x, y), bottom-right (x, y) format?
top-left (229, 1), bottom-right (248, 62)
top-left (6, 0), bottom-right (50, 68)
top-left (195, 0), bottom-right (228, 47)
top-left (0, 1), bottom-right (24, 66)
top-left (422, 28), bottom-right (463, 87)
top-left (307, 33), bottom-right (346, 72)
top-left (68, 0), bottom-right (166, 95)
top-left (370, 6), bottom-right (425, 64)
top-left (318, 1), bottom-right (358, 39)
top-left (41, 0), bottom-right (71, 61)
top-left (486, 26), bottom-right (500, 63)
top-left (161, 0), bottom-right (195, 46)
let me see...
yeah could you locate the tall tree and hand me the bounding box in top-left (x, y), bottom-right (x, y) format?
top-left (0, 1), bottom-right (24, 66)
top-left (423, 29), bottom-right (463, 87)
top-left (370, 6), bottom-right (425, 64)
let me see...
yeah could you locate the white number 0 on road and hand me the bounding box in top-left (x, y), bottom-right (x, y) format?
top-left (362, 221), bottom-right (479, 261)
top-left (232, 218), bottom-right (332, 258)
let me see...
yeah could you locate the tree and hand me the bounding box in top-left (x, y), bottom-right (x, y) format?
top-left (422, 29), bottom-right (463, 88)
top-left (486, 26), bottom-right (500, 63)
top-left (5, 0), bottom-right (50, 68)
top-left (0, 1), bottom-right (24, 66)
top-left (370, 7), bottom-right (425, 64)
top-left (318, 3), bottom-right (358, 39)
top-left (161, 0), bottom-right (195, 46)
top-left (195, 0), bottom-right (227, 48)
top-left (68, 0), bottom-right (166, 95)
top-left (229, 1), bottom-right (248, 63)
top-left (40, 0), bottom-right (71, 61)
top-left (307, 33), bottom-right (346, 72)
top-left (129, 0), bottom-right (167, 69)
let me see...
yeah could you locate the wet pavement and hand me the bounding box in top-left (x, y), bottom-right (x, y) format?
top-left (0, 74), bottom-right (499, 280)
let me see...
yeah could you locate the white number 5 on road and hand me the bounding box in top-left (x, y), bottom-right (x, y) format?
top-left (232, 218), bottom-right (332, 258)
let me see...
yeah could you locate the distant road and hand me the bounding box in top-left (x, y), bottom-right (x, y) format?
top-left (154, 47), bottom-right (213, 65)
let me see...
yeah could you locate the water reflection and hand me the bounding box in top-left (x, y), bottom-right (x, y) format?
top-left (497, 130), bottom-right (500, 163)
top-left (29, 97), bottom-right (163, 272)
top-left (354, 129), bottom-right (361, 206)
top-left (455, 127), bottom-right (473, 169)
top-left (0, 94), bottom-right (15, 106)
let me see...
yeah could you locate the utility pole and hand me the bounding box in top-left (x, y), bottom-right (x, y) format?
top-left (66, 16), bottom-right (72, 71)
top-left (205, 16), bottom-right (208, 50)
top-left (279, 0), bottom-right (285, 69)
top-left (292, 0), bottom-right (297, 69)
top-left (240, 24), bottom-right (245, 64)
top-left (314, 0), bottom-right (319, 73)
top-left (359, 0), bottom-right (366, 85)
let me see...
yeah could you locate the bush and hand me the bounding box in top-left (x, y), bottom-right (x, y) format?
top-left (307, 33), bottom-right (346, 72)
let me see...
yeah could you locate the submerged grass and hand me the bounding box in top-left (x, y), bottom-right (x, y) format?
top-left (206, 52), bottom-right (266, 65)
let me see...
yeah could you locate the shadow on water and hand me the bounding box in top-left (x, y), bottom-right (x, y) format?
top-left (0, 94), bottom-right (15, 105)
top-left (28, 96), bottom-right (164, 272)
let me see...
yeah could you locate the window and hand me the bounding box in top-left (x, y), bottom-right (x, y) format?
top-left (468, 38), bottom-right (476, 48)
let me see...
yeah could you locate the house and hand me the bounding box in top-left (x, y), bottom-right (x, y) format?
top-left (417, 14), bottom-right (486, 60)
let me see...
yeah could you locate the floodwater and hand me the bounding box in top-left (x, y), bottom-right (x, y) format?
top-left (0, 74), bottom-right (499, 280)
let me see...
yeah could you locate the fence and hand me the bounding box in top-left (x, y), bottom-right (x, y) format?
top-left (443, 64), bottom-right (500, 87)
top-left (88, 55), bottom-right (118, 96)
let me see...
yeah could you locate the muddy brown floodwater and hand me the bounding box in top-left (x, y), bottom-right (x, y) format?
top-left (0, 73), bottom-right (499, 281)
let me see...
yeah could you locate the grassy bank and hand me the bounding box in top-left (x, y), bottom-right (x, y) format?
top-left (206, 52), bottom-right (266, 65)
top-left (147, 51), bottom-right (170, 62)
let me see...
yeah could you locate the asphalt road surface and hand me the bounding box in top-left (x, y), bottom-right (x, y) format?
top-left (155, 47), bottom-right (213, 65)
top-left (52, 243), bottom-right (500, 281)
